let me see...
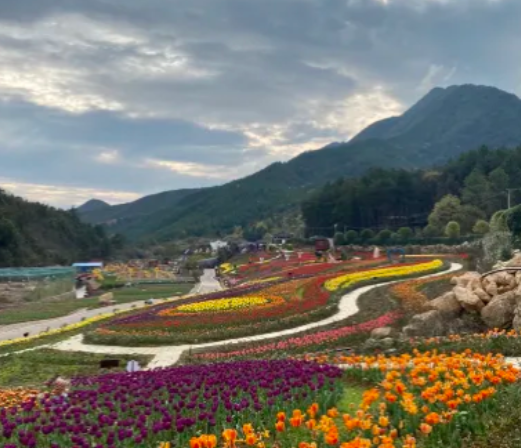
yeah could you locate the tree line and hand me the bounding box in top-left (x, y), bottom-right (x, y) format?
top-left (302, 145), bottom-right (521, 243)
top-left (0, 189), bottom-right (125, 267)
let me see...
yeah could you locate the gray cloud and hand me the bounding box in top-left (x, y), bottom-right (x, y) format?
top-left (0, 0), bottom-right (519, 206)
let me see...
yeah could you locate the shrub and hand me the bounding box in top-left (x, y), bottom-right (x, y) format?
top-left (360, 229), bottom-right (374, 242)
top-left (344, 230), bottom-right (358, 244)
top-left (333, 232), bottom-right (345, 246)
top-left (445, 221), bottom-right (461, 238)
top-left (375, 229), bottom-right (392, 244)
top-left (472, 219), bottom-right (490, 235)
top-left (397, 227), bottom-right (413, 242)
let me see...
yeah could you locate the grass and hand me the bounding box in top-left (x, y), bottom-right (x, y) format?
top-left (0, 283), bottom-right (193, 325)
top-left (0, 349), bottom-right (152, 388)
top-left (337, 381), bottom-right (365, 413)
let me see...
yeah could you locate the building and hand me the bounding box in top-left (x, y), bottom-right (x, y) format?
top-left (72, 262), bottom-right (103, 274)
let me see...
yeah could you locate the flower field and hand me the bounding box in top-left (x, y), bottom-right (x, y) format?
top-left (86, 260), bottom-right (445, 346)
top-left (191, 352), bottom-right (519, 448)
top-left (389, 272), bottom-right (456, 314)
top-left (0, 360), bottom-right (342, 448)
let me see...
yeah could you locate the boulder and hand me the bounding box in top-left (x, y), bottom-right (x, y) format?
top-left (480, 291), bottom-right (517, 328)
top-left (474, 287), bottom-right (492, 304)
top-left (515, 271), bottom-right (521, 285)
top-left (490, 271), bottom-right (514, 287)
top-left (381, 338), bottom-right (395, 349)
top-left (426, 292), bottom-right (462, 318)
top-left (451, 272), bottom-right (481, 287)
top-left (453, 286), bottom-right (485, 312)
top-left (505, 254), bottom-right (521, 267)
top-left (484, 281), bottom-right (499, 297)
top-left (403, 310), bottom-right (446, 337)
top-left (370, 327), bottom-right (396, 339)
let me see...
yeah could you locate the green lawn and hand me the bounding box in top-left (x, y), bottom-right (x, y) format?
top-left (0, 349), bottom-right (152, 388)
top-left (0, 283), bottom-right (193, 326)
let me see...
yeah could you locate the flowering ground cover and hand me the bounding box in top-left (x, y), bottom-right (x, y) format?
top-left (0, 360), bottom-right (342, 448)
top-left (191, 352), bottom-right (518, 448)
top-left (389, 272), bottom-right (457, 314)
top-left (86, 260), bottom-right (445, 346)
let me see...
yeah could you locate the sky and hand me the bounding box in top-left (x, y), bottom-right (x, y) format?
top-left (0, 0), bottom-right (520, 208)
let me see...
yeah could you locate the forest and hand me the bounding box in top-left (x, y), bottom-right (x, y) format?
top-left (0, 189), bottom-right (124, 267)
top-left (301, 146), bottom-right (521, 239)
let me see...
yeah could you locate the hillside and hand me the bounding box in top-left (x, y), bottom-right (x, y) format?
top-left (80, 84), bottom-right (521, 241)
top-left (302, 145), bottom-right (521, 236)
top-left (0, 189), bottom-right (116, 267)
top-left (77, 199), bottom-right (110, 214)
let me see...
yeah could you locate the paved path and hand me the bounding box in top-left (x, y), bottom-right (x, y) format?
top-left (0, 279), bottom-right (204, 343)
top-left (50, 263), bottom-right (464, 369)
top-left (192, 269), bottom-right (223, 294)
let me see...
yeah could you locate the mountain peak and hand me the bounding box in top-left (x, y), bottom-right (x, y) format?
top-left (77, 199), bottom-right (111, 213)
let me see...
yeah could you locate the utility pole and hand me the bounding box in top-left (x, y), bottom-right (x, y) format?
top-left (506, 188), bottom-right (521, 209)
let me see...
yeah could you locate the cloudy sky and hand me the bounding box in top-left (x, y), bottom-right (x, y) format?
top-left (0, 0), bottom-right (520, 207)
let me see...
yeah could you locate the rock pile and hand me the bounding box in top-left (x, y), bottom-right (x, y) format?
top-left (403, 254), bottom-right (521, 337)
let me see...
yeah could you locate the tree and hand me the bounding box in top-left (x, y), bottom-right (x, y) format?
top-left (461, 170), bottom-right (490, 211)
top-left (397, 227), bottom-right (413, 242)
top-left (472, 220), bottom-right (490, 235)
top-left (333, 232), bottom-right (346, 246)
top-left (445, 221), bottom-right (461, 239)
top-left (263, 233), bottom-right (273, 244)
top-left (360, 229), bottom-right (374, 242)
top-left (490, 210), bottom-right (509, 232)
top-left (457, 205), bottom-right (486, 235)
top-left (422, 224), bottom-right (439, 237)
top-left (488, 167), bottom-right (509, 212)
top-left (376, 229), bottom-right (392, 244)
top-left (428, 195), bottom-right (463, 232)
top-left (344, 230), bottom-right (358, 244)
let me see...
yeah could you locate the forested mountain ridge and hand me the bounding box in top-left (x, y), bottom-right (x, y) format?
top-left (0, 189), bottom-right (119, 267)
top-left (302, 145), bottom-right (521, 236)
top-left (79, 84), bottom-right (521, 241)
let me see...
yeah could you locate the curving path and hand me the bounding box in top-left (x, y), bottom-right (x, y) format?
top-left (50, 263), bottom-right (464, 369)
top-left (0, 278), bottom-right (206, 343)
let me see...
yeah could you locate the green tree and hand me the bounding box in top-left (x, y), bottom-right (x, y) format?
top-left (376, 229), bottom-right (392, 244)
top-left (333, 232), bottom-right (346, 246)
top-left (263, 233), bottom-right (273, 244)
top-left (428, 195), bottom-right (462, 232)
top-left (397, 227), bottom-right (413, 242)
top-left (461, 170), bottom-right (490, 210)
top-left (457, 205), bottom-right (486, 235)
top-left (360, 229), bottom-right (374, 243)
top-left (422, 224), bottom-right (439, 237)
top-left (445, 221), bottom-right (461, 239)
top-left (344, 230), bottom-right (358, 244)
top-left (472, 219), bottom-right (490, 235)
top-left (488, 167), bottom-right (509, 212)
top-left (490, 210), bottom-right (509, 232)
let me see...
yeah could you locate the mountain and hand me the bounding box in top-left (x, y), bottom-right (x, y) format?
top-left (0, 189), bottom-right (117, 267)
top-left (80, 84), bottom-right (521, 241)
top-left (77, 199), bottom-right (111, 213)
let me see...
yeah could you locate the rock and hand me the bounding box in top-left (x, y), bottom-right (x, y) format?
top-left (427, 292), bottom-right (462, 318)
top-left (484, 282), bottom-right (499, 297)
top-left (481, 291), bottom-right (517, 328)
top-left (381, 338), bottom-right (395, 349)
top-left (453, 286), bottom-right (485, 312)
top-left (515, 271), bottom-right (521, 285)
top-left (403, 310), bottom-right (446, 337)
top-left (451, 272), bottom-right (481, 287)
top-left (474, 287), bottom-right (492, 303)
top-left (467, 278), bottom-right (483, 291)
top-left (370, 327), bottom-right (396, 339)
top-left (362, 338), bottom-right (380, 350)
top-left (505, 254), bottom-right (521, 267)
top-left (490, 271), bottom-right (514, 287)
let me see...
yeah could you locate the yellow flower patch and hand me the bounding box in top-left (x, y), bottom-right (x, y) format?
top-left (324, 259), bottom-right (443, 291)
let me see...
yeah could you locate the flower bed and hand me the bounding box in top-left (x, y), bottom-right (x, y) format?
top-left (389, 272), bottom-right (457, 314)
top-left (0, 388), bottom-right (39, 410)
top-left (325, 260), bottom-right (443, 291)
top-left (0, 360), bottom-right (342, 447)
top-left (192, 352), bottom-right (518, 448)
top-left (87, 260), bottom-right (444, 346)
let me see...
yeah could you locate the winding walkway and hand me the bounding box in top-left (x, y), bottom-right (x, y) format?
top-left (0, 272), bottom-right (213, 343)
top-left (50, 263), bottom-right (465, 369)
